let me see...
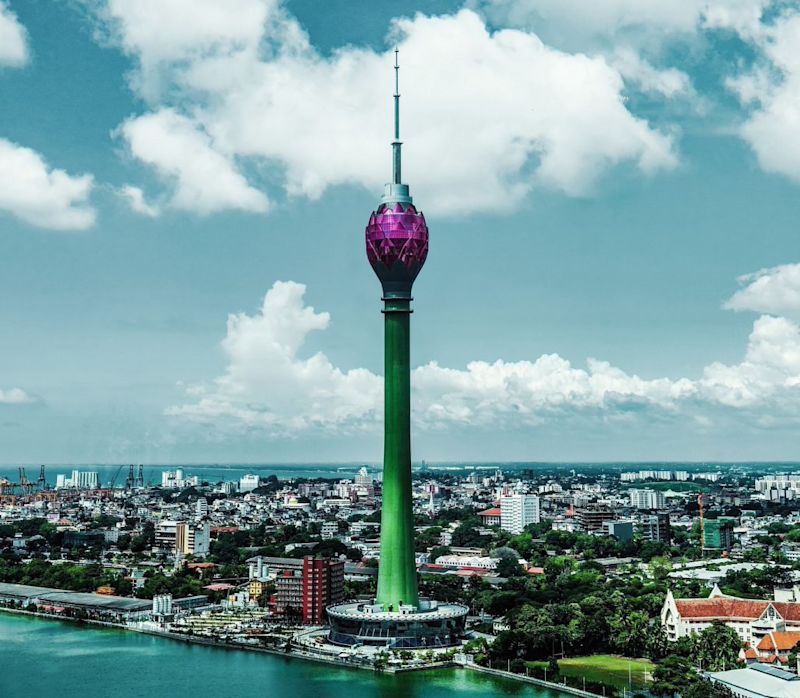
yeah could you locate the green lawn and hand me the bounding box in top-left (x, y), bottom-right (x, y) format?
top-left (528, 655), bottom-right (654, 690)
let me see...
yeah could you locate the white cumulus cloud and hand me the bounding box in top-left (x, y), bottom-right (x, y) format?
top-left (0, 138), bottom-right (96, 230)
top-left (91, 3), bottom-right (678, 216)
top-left (118, 184), bottom-right (160, 217)
top-left (166, 281), bottom-right (381, 433)
top-left (118, 109), bottom-right (269, 215)
top-left (725, 263), bottom-right (800, 319)
top-left (0, 1), bottom-right (28, 67)
top-left (168, 265), bottom-right (800, 438)
top-left (728, 12), bottom-right (800, 186)
top-left (0, 387), bottom-right (33, 404)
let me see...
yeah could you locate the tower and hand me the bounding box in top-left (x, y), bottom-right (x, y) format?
top-left (326, 52), bottom-right (467, 648)
top-left (366, 50), bottom-right (428, 611)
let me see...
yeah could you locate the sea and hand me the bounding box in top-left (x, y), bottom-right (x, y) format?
top-left (0, 462), bottom-right (795, 489)
top-left (0, 613), bottom-right (558, 698)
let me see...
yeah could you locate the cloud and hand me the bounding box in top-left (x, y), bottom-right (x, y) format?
top-left (118, 184), bottom-right (160, 217)
top-left (473, 0), bottom-right (769, 47)
top-left (701, 315), bottom-right (800, 407)
top-left (728, 11), bottom-right (800, 186)
top-left (609, 48), bottom-right (693, 98)
top-left (168, 266), bottom-right (800, 437)
top-left (166, 281), bottom-right (381, 433)
top-left (0, 138), bottom-right (96, 230)
top-left (0, 1), bottom-right (28, 67)
top-left (0, 388), bottom-right (33, 405)
top-left (118, 109), bottom-right (269, 215)
top-left (97, 0), bottom-right (280, 99)
top-left (91, 3), bottom-right (677, 216)
top-left (724, 263), bottom-right (800, 319)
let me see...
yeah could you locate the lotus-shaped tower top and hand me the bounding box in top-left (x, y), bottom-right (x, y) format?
top-left (365, 50), bottom-right (428, 299)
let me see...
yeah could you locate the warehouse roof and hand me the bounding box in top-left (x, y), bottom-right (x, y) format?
top-left (0, 582), bottom-right (151, 612)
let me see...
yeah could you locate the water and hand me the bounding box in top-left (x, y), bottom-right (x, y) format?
top-left (0, 613), bottom-right (555, 698)
top-left (1, 462), bottom-right (794, 489)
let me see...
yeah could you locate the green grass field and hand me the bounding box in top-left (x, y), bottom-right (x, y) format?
top-left (528, 655), bottom-right (654, 690)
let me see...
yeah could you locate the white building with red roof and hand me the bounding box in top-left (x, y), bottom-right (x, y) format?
top-left (662, 585), bottom-right (800, 646)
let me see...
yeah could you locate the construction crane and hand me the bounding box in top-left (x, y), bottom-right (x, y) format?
top-left (108, 464), bottom-right (125, 490)
top-left (124, 464), bottom-right (135, 490)
top-left (37, 465), bottom-right (46, 491)
top-left (698, 493), bottom-right (705, 557)
top-left (18, 468), bottom-right (33, 495)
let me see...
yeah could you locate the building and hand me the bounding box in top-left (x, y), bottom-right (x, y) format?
top-left (641, 512), bottom-right (672, 544)
top-left (326, 56), bottom-right (467, 648)
top-left (175, 521), bottom-right (210, 557)
top-left (161, 469), bottom-right (198, 489)
top-left (576, 508), bottom-right (615, 533)
top-left (478, 508), bottom-right (502, 527)
top-left (704, 517), bottom-right (736, 551)
top-left (604, 520), bottom-right (634, 542)
top-left (321, 521), bottom-right (340, 540)
top-left (0, 582), bottom-right (151, 622)
top-left (302, 556), bottom-right (344, 624)
top-left (629, 488), bottom-right (667, 510)
top-left (55, 470), bottom-right (99, 489)
top-left (661, 587), bottom-right (800, 645)
top-left (707, 664), bottom-right (800, 698)
top-left (434, 555), bottom-right (499, 570)
top-left (274, 556), bottom-right (344, 624)
top-left (500, 494), bottom-right (540, 535)
top-left (239, 474), bottom-right (260, 492)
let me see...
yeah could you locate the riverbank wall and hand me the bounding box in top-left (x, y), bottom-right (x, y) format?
top-left (464, 662), bottom-right (604, 698)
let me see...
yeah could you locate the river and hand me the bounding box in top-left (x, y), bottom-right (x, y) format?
top-left (0, 613), bottom-right (558, 698)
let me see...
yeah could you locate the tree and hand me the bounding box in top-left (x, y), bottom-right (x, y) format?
top-left (608, 610), bottom-right (651, 658)
top-left (694, 622), bottom-right (742, 671)
top-left (429, 546), bottom-right (451, 563)
top-left (651, 655), bottom-right (696, 697)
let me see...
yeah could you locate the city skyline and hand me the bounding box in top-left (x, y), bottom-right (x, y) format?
top-left (2, 0), bottom-right (800, 463)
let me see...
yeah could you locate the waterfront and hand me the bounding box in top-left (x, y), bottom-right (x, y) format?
top-left (0, 614), bottom-right (558, 698)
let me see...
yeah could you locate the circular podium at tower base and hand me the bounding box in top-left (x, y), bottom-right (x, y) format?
top-left (326, 600), bottom-right (468, 650)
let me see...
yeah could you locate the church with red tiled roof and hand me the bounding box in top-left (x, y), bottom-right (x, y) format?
top-left (662, 585), bottom-right (800, 648)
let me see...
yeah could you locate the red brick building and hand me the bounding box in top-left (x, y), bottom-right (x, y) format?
top-left (274, 556), bottom-right (345, 624)
top-left (302, 556), bottom-right (344, 624)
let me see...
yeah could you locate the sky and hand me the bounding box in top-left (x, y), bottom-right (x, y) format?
top-left (2, 0), bottom-right (800, 464)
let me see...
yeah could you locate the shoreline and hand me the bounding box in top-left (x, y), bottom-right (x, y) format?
top-left (0, 605), bottom-right (603, 696)
top-left (0, 605), bottom-right (439, 674)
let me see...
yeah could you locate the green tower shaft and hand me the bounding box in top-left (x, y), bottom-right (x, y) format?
top-left (375, 297), bottom-right (419, 609)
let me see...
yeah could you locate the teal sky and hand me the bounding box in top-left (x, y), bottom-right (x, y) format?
top-left (2, 0), bottom-right (800, 464)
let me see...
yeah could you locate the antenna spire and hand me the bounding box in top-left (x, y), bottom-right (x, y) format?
top-left (392, 48), bottom-right (401, 184)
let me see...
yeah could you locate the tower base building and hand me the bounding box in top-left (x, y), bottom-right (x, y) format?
top-left (327, 600), bottom-right (468, 649)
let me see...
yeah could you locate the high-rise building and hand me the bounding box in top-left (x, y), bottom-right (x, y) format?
top-left (239, 474), bottom-right (260, 493)
top-left (302, 556), bottom-right (344, 625)
top-left (703, 517), bottom-right (736, 551)
top-left (500, 494), bottom-right (540, 534)
top-left (576, 508), bottom-right (615, 533)
top-left (629, 488), bottom-right (666, 510)
top-left (641, 512), bottom-right (672, 544)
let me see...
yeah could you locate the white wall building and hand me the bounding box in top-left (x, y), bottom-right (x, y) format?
top-left (629, 488), bottom-right (666, 510)
top-left (55, 470), bottom-right (99, 489)
top-left (500, 494), bottom-right (540, 534)
top-left (239, 474), bottom-right (260, 493)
